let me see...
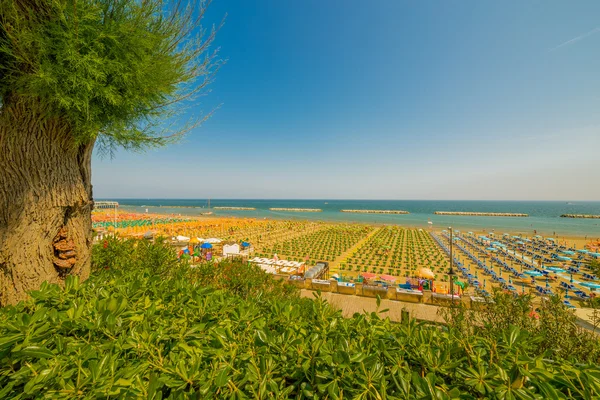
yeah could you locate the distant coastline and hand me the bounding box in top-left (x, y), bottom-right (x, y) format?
top-left (104, 199), bottom-right (600, 237)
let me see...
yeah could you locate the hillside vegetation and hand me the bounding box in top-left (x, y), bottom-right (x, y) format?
top-left (0, 237), bottom-right (599, 399)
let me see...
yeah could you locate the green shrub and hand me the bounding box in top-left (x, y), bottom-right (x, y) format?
top-left (0, 239), bottom-right (598, 398)
top-left (440, 289), bottom-right (600, 364)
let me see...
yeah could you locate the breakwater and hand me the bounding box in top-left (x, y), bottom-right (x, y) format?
top-left (269, 208), bottom-right (322, 212)
top-left (341, 209), bottom-right (409, 214)
top-left (213, 207), bottom-right (256, 210)
top-left (434, 211), bottom-right (528, 217)
top-left (561, 214), bottom-right (600, 219)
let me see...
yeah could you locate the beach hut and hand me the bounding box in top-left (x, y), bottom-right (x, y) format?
top-left (223, 242), bottom-right (240, 256)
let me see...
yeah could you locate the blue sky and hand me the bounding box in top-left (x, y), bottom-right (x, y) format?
top-left (93, 0), bottom-right (600, 200)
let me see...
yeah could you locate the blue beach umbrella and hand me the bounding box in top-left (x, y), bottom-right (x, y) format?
top-left (201, 242), bottom-right (213, 249)
top-left (580, 282), bottom-right (600, 289)
top-left (523, 270), bottom-right (543, 277)
top-left (241, 241), bottom-right (250, 247)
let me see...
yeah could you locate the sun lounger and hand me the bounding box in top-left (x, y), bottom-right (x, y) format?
top-left (563, 300), bottom-right (576, 309)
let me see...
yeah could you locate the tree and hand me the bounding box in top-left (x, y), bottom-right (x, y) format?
top-left (0, 0), bottom-right (221, 305)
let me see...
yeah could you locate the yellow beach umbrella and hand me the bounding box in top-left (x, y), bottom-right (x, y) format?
top-left (416, 267), bottom-right (435, 279)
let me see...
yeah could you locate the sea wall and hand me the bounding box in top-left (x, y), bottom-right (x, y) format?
top-left (213, 207), bottom-right (256, 210)
top-left (340, 209), bottom-right (410, 214)
top-left (269, 208), bottom-right (322, 212)
top-left (434, 211), bottom-right (528, 217)
top-left (560, 214), bottom-right (600, 219)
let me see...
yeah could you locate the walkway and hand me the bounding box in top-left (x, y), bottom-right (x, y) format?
top-left (329, 227), bottom-right (381, 272)
top-left (300, 289), bottom-right (444, 323)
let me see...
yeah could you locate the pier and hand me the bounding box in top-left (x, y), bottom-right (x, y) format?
top-left (434, 211), bottom-right (528, 217)
top-left (561, 214), bottom-right (600, 219)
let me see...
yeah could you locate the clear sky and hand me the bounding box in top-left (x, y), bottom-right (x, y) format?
top-left (93, 0), bottom-right (600, 200)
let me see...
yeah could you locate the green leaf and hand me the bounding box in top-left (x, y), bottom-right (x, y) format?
top-left (17, 346), bottom-right (55, 359)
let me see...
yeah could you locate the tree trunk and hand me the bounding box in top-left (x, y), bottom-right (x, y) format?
top-left (0, 100), bottom-right (94, 306)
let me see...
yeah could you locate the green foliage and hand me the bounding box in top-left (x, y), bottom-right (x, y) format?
top-left (589, 258), bottom-right (600, 277)
top-left (91, 235), bottom-right (182, 273)
top-left (0, 239), bottom-right (599, 398)
top-left (441, 289), bottom-right (600, 365)
top-left (0, 0), bottom-right (220, 149)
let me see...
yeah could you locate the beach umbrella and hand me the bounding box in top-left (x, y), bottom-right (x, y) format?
top-left (580, 282), bottom-right (600, 289)
top-left (547, 267), bottom-right (565, 273)
top-left (200, 242), bottom-right (213, 249)
top-left (380, 275), bottom-right (396, 282)
top-left (523, 270), bottom-right (543, 277)
top-left (189, 237), bottom-right (201, 244)
top-left (241, 241), bottom-right (250, 247)
top-left (361, 272), bottom-right (377, 280)
top-left (416, 267), bottom-right (435, 279)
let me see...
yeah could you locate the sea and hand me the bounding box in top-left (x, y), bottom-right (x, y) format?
top-left (102, 199), bottom-right (600, 237)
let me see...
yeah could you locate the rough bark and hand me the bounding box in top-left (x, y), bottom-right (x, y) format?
top-left (0, 99), bottom-right (94, 306)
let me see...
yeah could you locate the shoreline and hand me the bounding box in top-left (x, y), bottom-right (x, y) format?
top-left (95, 208), bottom-right (596, 243)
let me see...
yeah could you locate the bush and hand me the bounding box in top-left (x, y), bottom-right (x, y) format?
top-left (440, 289), bottom-right (600, 364)
top-left (0, 239), bottom-right (599, 398)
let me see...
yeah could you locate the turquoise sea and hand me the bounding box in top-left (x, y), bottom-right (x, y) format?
top-left (103, 199), bottom-right (600, 237)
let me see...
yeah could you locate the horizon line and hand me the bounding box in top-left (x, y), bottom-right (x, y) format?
top-left (95, 197), bottom-right (600, 202)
